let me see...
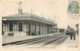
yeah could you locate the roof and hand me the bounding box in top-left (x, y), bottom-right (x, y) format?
top-left (2, 12), bottom-right (56, 25)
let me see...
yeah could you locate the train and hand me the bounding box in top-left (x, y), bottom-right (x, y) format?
top-left (66, 26), bottom-right (76, 35)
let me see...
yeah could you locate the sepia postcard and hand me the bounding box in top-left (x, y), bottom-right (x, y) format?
top-left (0, 0), bottom-right (80, 51)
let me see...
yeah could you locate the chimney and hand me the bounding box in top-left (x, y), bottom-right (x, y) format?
top-left (31, 9), bottom-right (33, 16)
top-left (18, 2), bottom-right (23, 14)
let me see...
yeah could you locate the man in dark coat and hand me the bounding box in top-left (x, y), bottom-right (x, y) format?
top-left (70, 28), bottom-right (76, 40)
top-left (72, 30), bottom-right (76, 40)
top-left (70, 32), bottom-right (73, 40)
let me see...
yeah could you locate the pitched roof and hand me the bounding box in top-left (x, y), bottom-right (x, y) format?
top-left (2, 12), bottom-right (56, 25)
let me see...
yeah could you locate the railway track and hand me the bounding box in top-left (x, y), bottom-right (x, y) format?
top-left (26, 34), bottom-right (68, 47)
top-left (2, 34), bottom-right (59, 46)
top-left (3, 34), bottom-right (69, 48)
top-left (41, 35), bottom-right (68, 47)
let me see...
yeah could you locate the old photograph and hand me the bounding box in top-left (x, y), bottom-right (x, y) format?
top-left (1, 0), bottom-right (80, 50)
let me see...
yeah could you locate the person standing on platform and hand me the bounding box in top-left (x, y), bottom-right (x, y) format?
top-left (66, 26), bottom-right (73, 40)
top-left (72, 30), bottom-right (76, 40)
top-left (71, 28), bottom-right (76, 40)
top-left (70, 32), bottom-right (73, 40)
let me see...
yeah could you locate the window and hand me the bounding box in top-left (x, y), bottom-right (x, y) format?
top-left (9, 23), bottom-right (13, 31)
top-left (2, 24), bottom-right (5, 32)
top-left (18, 23), bottom-right (22, 31)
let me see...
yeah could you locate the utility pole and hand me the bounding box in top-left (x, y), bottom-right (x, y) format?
top-left (54, 14), bottom-right (56, 24)
top-left (54, 15), bottom-right (55, 22)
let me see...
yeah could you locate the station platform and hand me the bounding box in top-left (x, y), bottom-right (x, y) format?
top-left (2, 33), bottom-right (60, 44)
top-left (57, 34), bottom-right (79, 49)
top-left (3, 33), bottom-right (79, 50)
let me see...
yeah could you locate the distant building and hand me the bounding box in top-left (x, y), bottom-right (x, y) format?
top-left (2, 2), bottom-right (56, 36)
top-left (59, 28), bottom-right (65, 33)
top-left (52, 25), bottom-right (57, 33)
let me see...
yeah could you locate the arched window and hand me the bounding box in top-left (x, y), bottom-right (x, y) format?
top-left (9, 23), bottom-right (13, 31)
top-left (18, 22), bottom-right (22, 31)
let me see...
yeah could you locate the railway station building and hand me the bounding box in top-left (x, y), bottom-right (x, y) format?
top-left (2, 7), bottom-right (56, 36)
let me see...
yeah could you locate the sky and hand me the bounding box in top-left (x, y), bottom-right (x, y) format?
top-left (0, 0), bottom-right (80, 30)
